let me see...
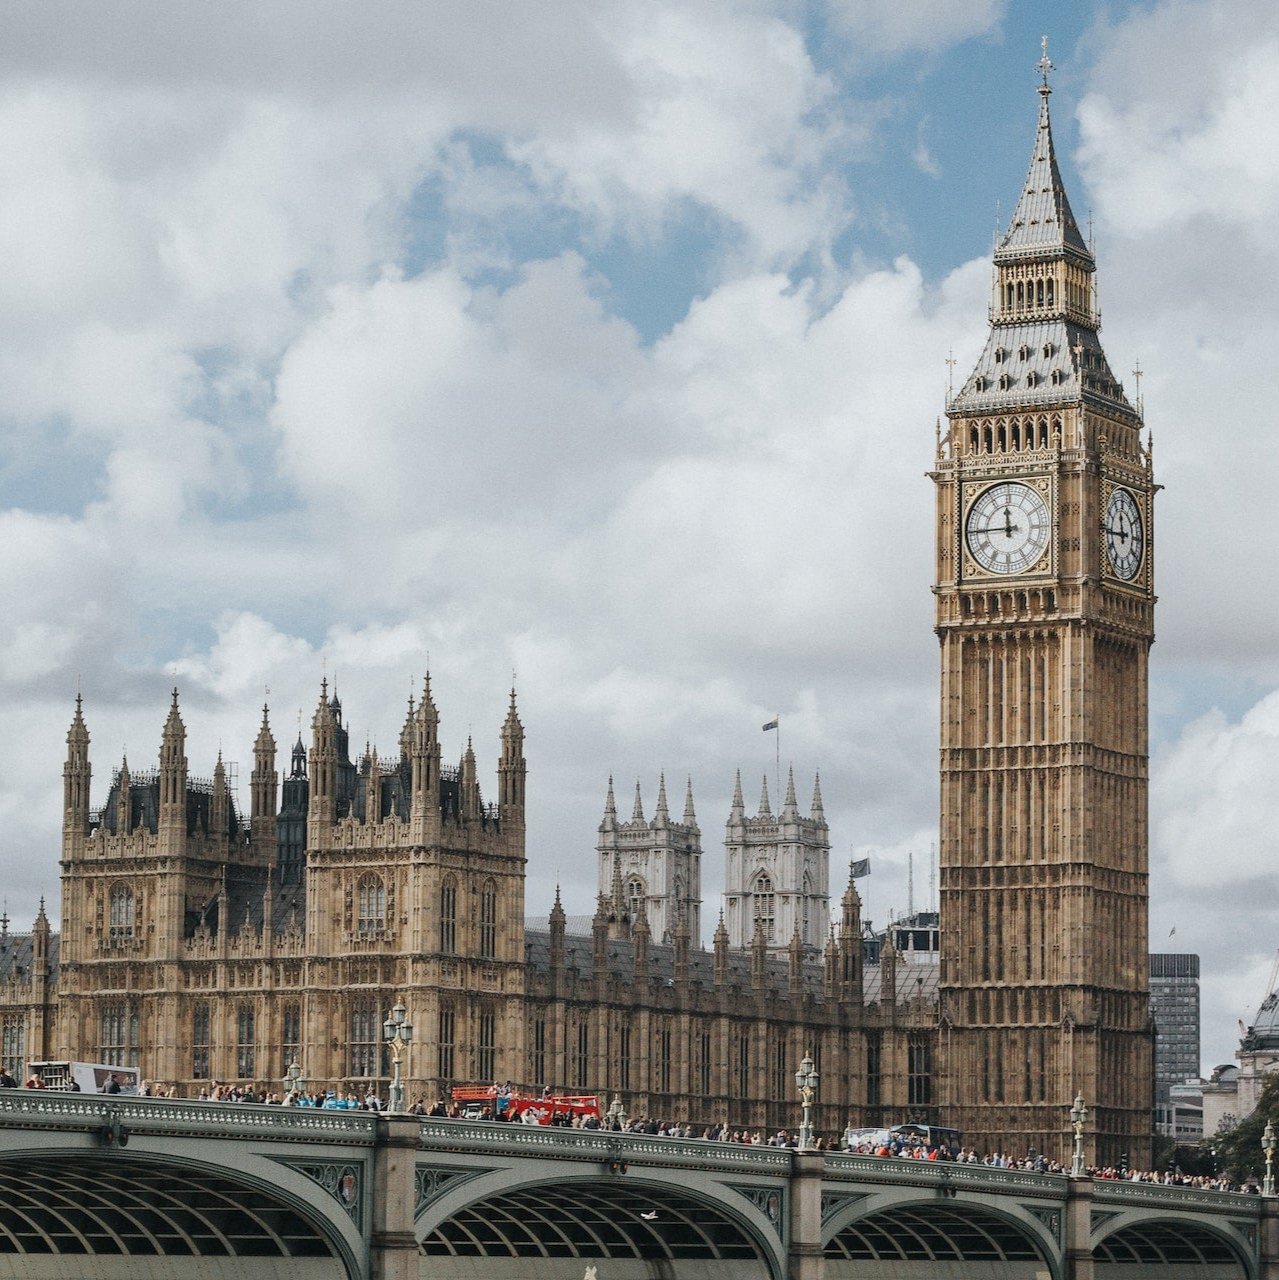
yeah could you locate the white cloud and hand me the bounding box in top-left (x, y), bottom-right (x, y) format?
top-left (822, 0), bottom-right (1006, 57)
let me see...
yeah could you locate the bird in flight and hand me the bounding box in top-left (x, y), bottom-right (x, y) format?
top-left (640, 1211), bottom-right (659, 1221)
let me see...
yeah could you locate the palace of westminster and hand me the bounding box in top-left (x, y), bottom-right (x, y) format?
top-left (0, 67), bottom-right (1158, 1165)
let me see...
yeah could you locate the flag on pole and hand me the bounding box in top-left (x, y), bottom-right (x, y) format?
top-left (850, 857), bottom-right (872, 878)
top-left (761, 719), bottom-right (778, 732)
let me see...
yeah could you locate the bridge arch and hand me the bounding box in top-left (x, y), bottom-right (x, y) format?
top-left (418, 1165), bottom-right (786, 1279)
top-left (1093, 1211), bottom-right (1255, 1279)
top-left (0, 1147), bottom-right (361, 1280)
top-left (824, 1189), bottom-right (1062, 1280)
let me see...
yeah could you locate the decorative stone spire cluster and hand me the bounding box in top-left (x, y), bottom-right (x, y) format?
top-left (597, 773), bottom-right (702, 945)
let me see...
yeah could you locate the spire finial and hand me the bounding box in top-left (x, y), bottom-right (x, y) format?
top-left (1132, 359), bottom-right (1144, 415)
top-left (1037, 34), bottom-right (1053, 95)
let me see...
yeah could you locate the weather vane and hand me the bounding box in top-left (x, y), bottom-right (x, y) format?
top-left (1038, 35), bottom-right (1054, 91)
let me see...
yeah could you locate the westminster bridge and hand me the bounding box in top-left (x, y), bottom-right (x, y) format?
top-left (0, 1092), bottom-right (1276, 1280)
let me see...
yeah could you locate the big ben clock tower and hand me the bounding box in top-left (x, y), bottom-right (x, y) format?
top-left (934, 48), bottom-right (1155, 1167)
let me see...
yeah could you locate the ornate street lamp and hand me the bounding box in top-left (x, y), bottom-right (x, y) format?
top-left (382, 1000), bottom-right (413, 1114)
top-left (795, 1053), bottom-right (819, 1151)
top-left (1263, 1120), bottom-right (1276, 1196)
top-left (283, 1058), bottom-right (305, 1100)
top-left (605, 1094), bottom-right (628, 1132)
top-left (1070, 1093), bottom-right (1089, 1177)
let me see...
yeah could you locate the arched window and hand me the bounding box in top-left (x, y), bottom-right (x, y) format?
top-left (1, 1015), bottom-right (25, 1082)
top-left (99, 1003), bottom-right (139, 1068)
top-left (626, 876), bottom-right (646, 924)
top-left (357, 873), bottom-right (385, 934)
top-left (752, 873), bottom-right (775, 941)
top-left (479, 881), bottom-right (497, 959)
top-left (983, 425), bottom-right (993, 453)
top-left (109, 884), bottom-right (135, 940)
top-left (1011, 421), bottom-right (1021, 450)
top-left (478, 1007), bottom-right (496, 1081)
top-left (1046, 278), bottom-right (1055, 307)
top-left (348, 999), bottom-right (380, 1079)
top-left (282, 1002), bottom-right (301, 1075)
top-left (1036, 279), bottom-right (1044, 307)
top-left (1006, 282), bottom-right (1014, 310)
top-left (969, 426), bottom-right (979, 453)
top-left (440, 876), bottom-right (457, 954)
top-left (1016, 281), bottom-right (1024, 309)
top-left (236, 1006), bottom-right (256, 1079)
top-left (192, 1004), bottom-right (211, 1079)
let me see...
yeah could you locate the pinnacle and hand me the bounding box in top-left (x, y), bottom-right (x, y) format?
top-left (757, 774), bottom-right (772, 817)
top-left (631, 780), bottom-right (645, 823)
top-left (654, 772), bottom-right (669, 822)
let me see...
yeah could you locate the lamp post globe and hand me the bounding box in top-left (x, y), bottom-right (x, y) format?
top-left (795, 1053), bottom-right (819, 1151)
top-left (1069, 1094), bottom-right (1089, 1177)
top-left (382, 1001), bottom-right (413, 1114)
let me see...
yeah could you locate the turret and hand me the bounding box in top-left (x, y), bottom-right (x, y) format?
top-left (810, 773), bottom-right (825, 823)
top-left (682, 777), bottom-right (698, 831)
top-left (210, 752), bottom-right (228, 841)
top-left (32, 898), bottom-right (51, 974)
top-left (460, 737), bottom-right (480, 821)
top-left (751, 917), bottom-right (768, 991)
top-left (788, 922), bottom-right (804, 999)
top-left (250, 704), bottom-right (278, 850)
top-left (632, 899), bottom-right (650, 981)
top-left (879, 933), bottom-right (898, 1023)
top-left (363, 744), bottom-right (380, 823)
top-left (781, 767), bottom-right (800, 821)
top-left (549, 885), bottom-right (566, 982)
top-left (308, 679), bottom-right (339, 835)
top-left (62, 696), bottom-right (91, 858)
top-left (115, 754), bottom-right (132, 835)
top-left (158, 689), bottom-right (188, 856)
top-left (498, 687), bottom-right (525, 828)
top-left (599, 775), bottom-right (617, 834)
top-left (410, 674), bottom-right (441, 841)
top-left (757, 775), bottom-right (772, 818)
top-left (840, 868), bottom-right (864, 1000)
top-left (823, 927), bottom-right (840, 999)
top-left (713, 911), bottom-right (729, 986)
top-left (652, 773), bottom-right (669, 828)
top-left (673, 900), bottom-right (690, 988)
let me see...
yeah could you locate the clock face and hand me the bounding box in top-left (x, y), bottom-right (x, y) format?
top-left (1105, 487), bottom-right (1143, 581)
top-left (965, 482), bottom-right (1051, 575)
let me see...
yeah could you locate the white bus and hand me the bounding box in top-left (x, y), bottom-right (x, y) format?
top-left (27, 1061), bottom-right (140, 1095)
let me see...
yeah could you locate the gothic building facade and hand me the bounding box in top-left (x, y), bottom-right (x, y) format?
top-left (933, 56), bottom-right (1155, 1166)
top-left (0, 682), bottom-right (937, 1139)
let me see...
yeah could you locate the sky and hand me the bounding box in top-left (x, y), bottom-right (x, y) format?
top-left (1, 0), bottom-right (1277, 1076)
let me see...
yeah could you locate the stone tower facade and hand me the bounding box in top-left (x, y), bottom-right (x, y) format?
top-left (596, 776), bottom-right (702, 945)
top-left (723, 769), bottom-right (830, 953)
top-left (933, 60), bottom-right (1155, 1166)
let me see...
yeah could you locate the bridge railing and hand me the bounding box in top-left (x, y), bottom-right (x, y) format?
top-left (1091, 1177), bottom-right (1262, 1215)
top-left (0, 1092), bottom-right (379, 1144)
top-left (824, 1152), bottom-right (1062, 1196)
top-left (417, 1118), bottom-right (791, 1173)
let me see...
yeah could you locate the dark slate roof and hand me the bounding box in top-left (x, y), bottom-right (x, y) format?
top-left (0, 932), bottom-right (59, 984)
top-left (523, 928), bottom-right (939, 1007)
top-left (949, 318), bottom-right (1137, 421)
top-left (997, 88), bottom-right (1091, 265)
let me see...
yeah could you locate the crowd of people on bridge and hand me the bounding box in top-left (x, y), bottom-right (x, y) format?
top-left (0, 1070), bottom-right (1262, 1192)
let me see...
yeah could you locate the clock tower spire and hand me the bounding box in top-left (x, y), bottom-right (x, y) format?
top-left (934, 47), bottom-right (1155, 1168)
